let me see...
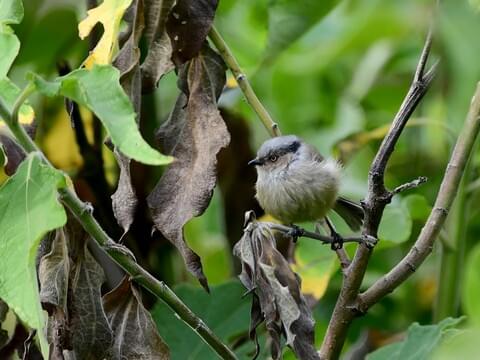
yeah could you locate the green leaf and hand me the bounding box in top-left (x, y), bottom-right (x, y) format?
top-left (31, 65), bottom-right (172, 165)
top-left (264, 0), bottom-right (340, 62)
top-left (0, 32), bottom-right (19, 78)
top-left (151, 281), bottom-right (253, 360)
top-left (0, 153), bottom-right (67, 357)
top-left (0, 0), bottom-right (24, 25)
top-left (403, 194), bottom-right (431, 222)
top-left (463, 243), bottom-right (480, 326)
top-left (378, 199), bottom-right (412, 246)
top-left (367, 317), bottom-right (464, 360)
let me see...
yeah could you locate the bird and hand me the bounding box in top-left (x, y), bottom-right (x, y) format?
top-left (248, 135), bottom-right (364, 248)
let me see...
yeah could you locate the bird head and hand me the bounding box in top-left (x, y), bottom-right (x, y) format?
top-left (248, 135), bottom-right (301, 173)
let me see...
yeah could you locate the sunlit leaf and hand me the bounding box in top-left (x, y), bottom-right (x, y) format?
top-left (31, 65), bottom-right (172, 165)
top-left (78, 0), bottom-right (133, 68)
top-left (0, 153), bottom-right (67, 358)
top-left (0, 0), bottom-right (23, 25)
top-left (367, 317), bottom-right (464, 360)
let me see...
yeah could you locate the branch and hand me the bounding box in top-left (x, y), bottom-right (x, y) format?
top-left (319, 29), bottom-right (437, 359)
top-left (208, 26), bottom-right (281, 137)
top-left (358, 81), bottom-right (480, 311)
top-left (0, 87), bottom-right (238, 360)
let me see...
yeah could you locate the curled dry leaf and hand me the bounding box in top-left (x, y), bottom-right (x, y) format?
top-left (147, 45), bottom-right (229, 291)
top-left (103, 277), bottom-right (170, 359)
top-left (141, 0), bottom-right (175, 92)
top-left (111, 0), bottom-right (143, 235)
top-left (38, 219), bottom-right (114, 360)
top-left (165, 0), bottom-right (219, 67)
top-left (234, 213), bottom-right (320, 360)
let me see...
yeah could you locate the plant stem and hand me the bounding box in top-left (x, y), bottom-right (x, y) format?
top-left (434, 154), bottom-right (471, 321)
top-left (0, 88), bottom-right (238, 360)
top-left (208, 26), bottom-right (281, 138)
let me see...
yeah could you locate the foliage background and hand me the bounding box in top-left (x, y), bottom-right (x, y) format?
top-left (2, 0), bottom-right (480, 358)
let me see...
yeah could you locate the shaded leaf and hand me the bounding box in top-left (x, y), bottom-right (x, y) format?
top-left (377, 200), bottom-right (412, 247)
top-left (151, 281), bottom-right (253, 360)
top-left (367, 317), bottom-right (464, 360)
top-left (65, 224), bottom-right (114, 360)
top-left (147, 45), bottom-right (229, 290)
top-left (141, 0), bottom-right (175, 92)
top-left (264, 0), bottom-right (340, 63)
top-left (0, 153), bottom-right (67, 358)
top-left (463, 243), bottom-right (480, 327)
top-left (103, 277), bottom-right (170, 359)
top-left (403, 194), bottom-right (431, 222)
top-left (234, 215), bottom-right (319, 360)
top-left (31, 65), bottom-right (172, 165)
top-left (78, 0), bottom-right (133, 68)
top-left (165, 0), bottom-right (219, 66)
top-left (0, 78), bottom-right (35, 125)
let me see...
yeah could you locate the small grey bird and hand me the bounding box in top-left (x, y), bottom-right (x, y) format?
top-left (249, 135), bottom-right (363, 247)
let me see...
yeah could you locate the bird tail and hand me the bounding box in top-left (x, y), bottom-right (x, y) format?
top-left (333, 197), bottom-right (364, 231)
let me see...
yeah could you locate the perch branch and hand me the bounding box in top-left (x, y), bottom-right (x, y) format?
top-left (0, 87), bottom-right (238, 360)
top-left (208, 26), bottom-right (281, 137)
top-left (358, 81), bottom-right (480, 311)
top-left (319, 29), bottom-right (437, 359)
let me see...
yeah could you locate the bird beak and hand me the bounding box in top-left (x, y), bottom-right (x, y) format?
top-left (248, 158), bottom-right (263, 166)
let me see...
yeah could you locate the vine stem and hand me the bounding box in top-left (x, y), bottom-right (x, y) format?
top-left (208, 26), bottom-right (281, 137)
top-left (0, 88), bottom-right (238, 360)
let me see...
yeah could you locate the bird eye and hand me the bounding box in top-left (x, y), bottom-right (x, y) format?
top-left (269, 155), bottom-right (278, 162)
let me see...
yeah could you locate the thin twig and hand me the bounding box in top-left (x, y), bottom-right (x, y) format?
top-left (264, 222), bottom-right (377, 247)
top-left (0, 88), bottom-right (238, 360)
top-left (319, 28), bottom-right (437, 359)
top-left (392, 176), bottom-right (428, 196)
top-left (358, 81), bottom-right (480, 312)
top-left (208, 26), bottom-right (281, 137)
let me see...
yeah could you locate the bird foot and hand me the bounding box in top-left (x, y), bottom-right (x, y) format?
top-left (361, 235), bottom-right (378, 249)
top-left (331, 232), bottom-right (344, 250)
top-left (287, 224), bottom-right (304, 243)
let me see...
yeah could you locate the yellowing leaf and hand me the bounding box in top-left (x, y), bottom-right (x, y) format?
top-left (78, 0), bottom-right (133, 68)
top-left (292, 240), bottom-right (337, 300)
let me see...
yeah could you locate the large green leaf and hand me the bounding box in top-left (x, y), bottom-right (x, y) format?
top-left (264, 0), bottom-right (340, 62)
top-left (31, 65), bottom-right (172, 165)
top-left (151, 281), bottom-right (253, 360)
top-left (0, 153), bottom-right (67, 357)
top-left (377, 198), bottom-right (412, 247)
top-left (0, 0), bottom-right (23, 25)
top-left (366, 317), bottom-right (464, 360)
top-left (0, 32), bottom-right (19, 78)
top-left (463, 243), bottom-right (480, 326)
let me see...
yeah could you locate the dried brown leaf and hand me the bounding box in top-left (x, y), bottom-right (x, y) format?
top-left (234, 216), bottom-right (320, 360)
top-left (111, 0), bottom-right (143, 235)
top-left (147, 45), bottom-right (229, 290)
top-left (103, 277), bottom-right (170, 359)
top-left (141, 0), bottom-right (175, 92)
top-left (165, 0), bottom-right (219, 67)
top-left (0, 134), bottom-right (25, 176)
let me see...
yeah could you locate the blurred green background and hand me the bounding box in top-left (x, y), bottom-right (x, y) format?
top-left (4, 0), bottom-right (480, 358)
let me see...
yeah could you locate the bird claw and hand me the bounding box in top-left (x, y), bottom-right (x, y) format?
top-left (362, 235), bottom-right (378, 249)
top-left (331, 232), bottom-right (344, 250)
top-left (287, 224), bottom-right (304, 243)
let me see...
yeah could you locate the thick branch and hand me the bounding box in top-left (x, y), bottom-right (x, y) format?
top-left (319, 30), bottom-right (436, 359)
top-left (358, 82), bottom-right (480, 311)
top-left (0, 88), bottom-right (238, 360)
top-left (208, 26), bottom-right (281, 137)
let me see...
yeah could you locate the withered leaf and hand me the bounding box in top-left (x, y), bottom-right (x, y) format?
top-left (141, 0), bottom-right (175, 92)
top-left (103, 277), bottom-right (170, 359)
top-left (111, 148), bottom-right (138, 236)
top-left (111, 0), bottom-right (143, 235)
top-left (147, 45), bottom-right (229, 290)
top-left (165, 0), bottom-right (219, 67)
top-left (0, 134), bottom-right (25, 176)
top-left (67, 237), bottom-right (113, 360)
top-left (0, 299), bottom-right (8, 350)
top-left (234, 215), bottom-right (320, 360)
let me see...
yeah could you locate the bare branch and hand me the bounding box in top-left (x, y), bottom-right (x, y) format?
top-left (358, 82), bottom-right (480, 311)
top-left (319, 28), bottom-right (437, 359)
top-left (392, 176), bottom-right (428, 196)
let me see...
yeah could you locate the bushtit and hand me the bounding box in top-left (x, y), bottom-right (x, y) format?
top-left (249, 135), bottom-right (363, 247)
